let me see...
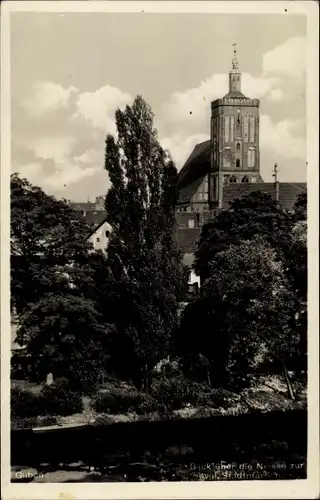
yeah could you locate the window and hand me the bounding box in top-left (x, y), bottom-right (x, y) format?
top-left (236, 143), bottom-right (240, 150)
top-left (223, 147), bottom-right (231, 168)
top-left (242, 176), bottom-right (250, 183)
top-left (229, 176), bottom-right (237, 184)
top-left (188, 219), bottom-right (195, 229)
top-left (224, 116), bottom-right (230, 142)
top-left (243, 115), bottom-right (249, 142)
top-left (236, 159), bottom-right (241, 168)
top-left (230, 116), bottom-right (234, 142)
top-left (96, 237), bottom-right (100, 243)
top-left (105, 230), bottom-right (110, 237)
top-left (248, 148), bottom-right (255, 168)
top-left (249, 117), bottom-right (255, 142)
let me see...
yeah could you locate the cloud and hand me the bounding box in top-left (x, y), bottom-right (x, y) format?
top-left (21, 81), bottom-right (77, 117)
top-left (13, 36), bottom-right (307, 200)
top-left (32, 136), bottom-right (76, 163)
top-left (74, 148), bottom-right (104, 166)
top-left (267, 88), bottom-right (284, 102)
top-left (17, 157), bottom-right (101, 194)
top-left (260, 115), bottom-right (306, 161)
top-left (160, 133), bottom-right (208, 170)
top-left (262, 37), bottom-right (306, 77)
top-left (43, 162), bottom-right (98, 190)
top-left (74, 85), bottom-right (133, 132)
top-left (159, 73), bottom-right (284, 136)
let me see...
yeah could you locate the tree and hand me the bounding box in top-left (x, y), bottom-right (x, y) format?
top-left (178, 237), bottom-right (298, 388)
top-left (179, 190), bottom-right (308, 392)
top-left (286, 190), bottom-right (307, 374)
top-left (292, 189), bottom-right (307, 222)
top-left (11, 173), bottom-right (92, 315)
top-left (15, 293), bottom-right (113, 391)
top-left (103, 95), bottom-right (185, 389)
top-left (10, 174), bottom-right (112, 389)
top-left (194, 191), bottom-right (292, 282)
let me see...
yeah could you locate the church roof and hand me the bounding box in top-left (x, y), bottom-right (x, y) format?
top-left (222, 182), bottom-right (306, 212)
top-left (177, 140), bottom-right (210, 204)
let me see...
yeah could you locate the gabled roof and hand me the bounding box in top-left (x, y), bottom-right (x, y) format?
top-left (87, 217), bottom-right (112, 239)
top-left (177, 140), bottom-right (210, 204)
top-left (222, 182), bottom-right (306, 211)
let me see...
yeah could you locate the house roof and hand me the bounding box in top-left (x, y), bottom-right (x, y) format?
top-left (82, 211), bottom-right (106, 227)
top-left (177, 140), bottom-right (210, 204)
top-left (87, 217), bottom-right (112, 239)
top-left (222, 182), bottom-right (306, 211)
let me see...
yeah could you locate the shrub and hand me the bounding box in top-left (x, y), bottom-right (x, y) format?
top-left (39, 382), bottom-right (83, 416)
top-left (11, 387), bottom-right (41, 418)
top-left (136, 394), bottom-right (163, 415)
top-left (91, 387), bottom-right (145, 414)
top-left (209, 388), bottom-right (239, 409)
top-left (150, 375), bottom-right (211, 411)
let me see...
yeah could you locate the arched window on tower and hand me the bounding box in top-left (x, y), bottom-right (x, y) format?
top-left (236, 159), bottom-right (241, 168)
top-left (241, 176), bottom-right (250, 183)
top-left (236, 143), bottom-right (240, 150)
top-left (248, 148), bottom-right (255, 168)
top-left (229, 176), bottom-right (237, 184)
top-left (223, 147), bottom-right (231, 168)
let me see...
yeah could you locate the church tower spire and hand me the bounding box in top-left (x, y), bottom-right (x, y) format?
top-left (229, 43), bottom-right (241, 94)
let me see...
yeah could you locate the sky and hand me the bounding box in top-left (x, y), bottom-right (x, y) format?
top-left (10, 12), bottom-right (307, 201)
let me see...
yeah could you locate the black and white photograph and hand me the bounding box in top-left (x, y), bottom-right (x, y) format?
top-left (1, 1), bottom-right (319, 498)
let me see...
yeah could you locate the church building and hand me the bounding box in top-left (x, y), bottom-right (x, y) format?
top-left (175, 46), bottom-right (306, 258)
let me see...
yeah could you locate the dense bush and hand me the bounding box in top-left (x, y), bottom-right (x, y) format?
top-left (135, 394), bottom-right (163, 415)
top-left (91, 387), bottom-right (145, 414)
top-left (150, 375), bottom-right (212, 411)
top-left (39, 382), bottom-right (83, 416)
top-left (11, 387), bottom-right (41, 418)
top-left (11, 382), bottom-right (83, 419)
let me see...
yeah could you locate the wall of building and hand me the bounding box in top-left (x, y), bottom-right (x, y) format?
top-left (88, 221), bottom-right (112, 253)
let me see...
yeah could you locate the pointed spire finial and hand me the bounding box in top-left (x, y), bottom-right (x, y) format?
top-left (232, 43), bottom-right (239, 70)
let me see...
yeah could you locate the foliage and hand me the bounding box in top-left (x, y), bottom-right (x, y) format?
top-left (10, 174), bottom-right (116, 390)
top-left (15, 293), bottom-right (112, 388)
top-left (194, 191), bottom-right (292, 282)
top-left (91, 387), bottom-right (145, 414)
top-left (179, 236), bottom-right (300, 385)
top-left (11, 387), bottom-right (42, 418)
top-left (10, 173), bottom-right (92, 315)
top-left (39, 382), bottom-right (83, 416)
top-left (11, 382), bottom-right (83, 418)
top-left (180, 190), bottom-right (308, 386)
top-left (103, 95), bottom-right (186, 386)
top-left (292, 189), bottom-right (307, 222)
top-left (150, 375), bottom-right (212, 411)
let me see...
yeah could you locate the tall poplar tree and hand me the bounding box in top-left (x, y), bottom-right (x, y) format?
top-left (103, 95), bottom-right (185, 388)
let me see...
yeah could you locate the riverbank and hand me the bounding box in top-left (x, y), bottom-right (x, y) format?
top-left (11, 408), bottom-right (307, 482)
top-left (11, 374), bottom-right (307, 431)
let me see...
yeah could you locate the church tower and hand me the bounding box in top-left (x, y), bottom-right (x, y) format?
top-left (209, 44), bottom-right (261, 209)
